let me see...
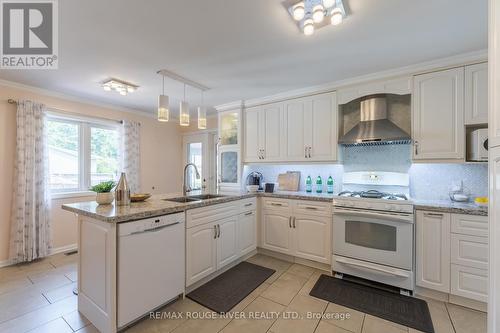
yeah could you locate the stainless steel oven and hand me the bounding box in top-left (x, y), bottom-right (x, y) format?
top-left (332, 206), bottom-right (414, 290)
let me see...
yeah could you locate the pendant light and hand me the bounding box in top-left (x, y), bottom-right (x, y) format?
top-left (179, 83), bottom-right (190, 126)
top-left (198, 90), bottom-right (207, 129)
top-left (158, 74), bottom-right (169, 122)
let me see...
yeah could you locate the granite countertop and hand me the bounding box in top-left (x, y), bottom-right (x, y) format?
top-left (61, 190), bottom-right (336, 223)
top-left (413, 199), bottom-right (488, 216)
top-left (62, 190), bottom-right (488, 223)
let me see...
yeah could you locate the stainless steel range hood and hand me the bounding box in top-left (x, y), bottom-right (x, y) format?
top-left (338, 94), bottom-right (411, 146)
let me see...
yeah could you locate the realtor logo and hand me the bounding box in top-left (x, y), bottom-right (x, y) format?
top-left (1, 0), bottom-right (58, 69)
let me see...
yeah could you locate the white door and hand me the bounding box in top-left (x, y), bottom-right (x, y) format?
top-left (263, 102), bottom-right (284, 161)
top-left (284, 97), bottom-right (308, 161)
top-left (186, 222), bottom-right (217, 286)
top-left (465, 62), bottom-right (488, 125)
top-left (238, 211), bottom-right (257, 256)
top-left (412, 67), bottom-right (465, 160)
top-left (261, 210), bottom-right (293, 254)
top-left (293, 214), bottom-right (331, 264)
top-left (306, 92), bottom-right (338, 161)
top-left (216, 216), bottom-right (239, 268)
top-left (183, 133), bottom-right (209, 193)
top-left (244, 106), bottom-right (263, 162)
top-left (416, 210), bottom-right (451, 293)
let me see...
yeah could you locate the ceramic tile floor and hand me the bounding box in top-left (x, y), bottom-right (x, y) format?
top-left (0, 253), bottom-right (487, 333)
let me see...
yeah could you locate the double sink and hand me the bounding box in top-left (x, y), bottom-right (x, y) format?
top-left (163, 194), bottom-right (226, 203)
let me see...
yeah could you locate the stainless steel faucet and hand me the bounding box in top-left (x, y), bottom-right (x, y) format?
top-left (183, 163), bottom-right (200, 196)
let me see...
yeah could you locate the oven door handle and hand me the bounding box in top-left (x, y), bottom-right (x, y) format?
top-left (333, 208), bottom-right (413, 223)
top-left (335, 257), bottom-right (410, 278)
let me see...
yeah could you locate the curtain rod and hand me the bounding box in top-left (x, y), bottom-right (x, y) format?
top-left (6, 98), bottom-right (143, 126)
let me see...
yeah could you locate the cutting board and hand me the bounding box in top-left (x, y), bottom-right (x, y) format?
top-left (278, 171), bottom-right (301, 191)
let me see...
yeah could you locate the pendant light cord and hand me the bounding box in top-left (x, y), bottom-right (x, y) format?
top-left (162, 75), bottom-right (165, 94)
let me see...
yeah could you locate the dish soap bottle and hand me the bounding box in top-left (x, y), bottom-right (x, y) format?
top-left (327, 176), bottom-right (334, 194)
top-left (316, 175), bottom-right (323, 193)
top-left (306, 175), bottom-right (312, 193)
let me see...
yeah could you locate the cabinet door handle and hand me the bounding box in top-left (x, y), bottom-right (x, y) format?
top-left (423, 212), bottom-right (444, 217)
top-left (414, 141), bottom-right (419, 155)
top-left (262, 149), bottom-right (265, 159)
top-left (293, 216), bottom-right (296, 228)
top-left (217, 224), bottom-right (221, 238)
top-left (245, 211), bottom-right (254, 216)
top-left (308, 146), bottom-right (312, 158)
top-left (289, 216), bottom-right (292, 228)
top-left (304, 147), bottom-right (307, 158)
top-left (244, 203), bottom-right (253, 207)
top-left (213, 225), bottom-right (217, 239)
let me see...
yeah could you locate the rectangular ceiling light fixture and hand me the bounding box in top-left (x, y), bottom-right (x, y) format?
top-left (101, 78), bottom-right (139, 96)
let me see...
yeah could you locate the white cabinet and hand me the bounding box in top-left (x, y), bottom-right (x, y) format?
top-left (261, 210), bottom-right (293, 255)
top-left (284, 97), bottom-right (309, 161)
top-left (244, 103), bottom-right (284, 162)
top-left (465, 62), bottom-right (488, 125)
top-left (244, 92), bottom-right (338, 163)
top-left (416, 210), bottom-right (451, 293)
top-left (293, 214), bottom-right (331, 264)
top-left (450, 264), bottom-right (488, 303)
top-left (244, 106), bottom-right (262, 162)
top-left (186, 199), bottom-right (256, 286)
top-left (218, 108), bottom-right (242, 193)
top-left (412, 67), bottom-right (465, 161)
top-left (238, 211), bottom-right (257, 256)
top-left (217, 216), bottom-right (239, 268)
top-left (186, 222), bottom-right (218, 286)
top-left (284, 92), bottom-right (338, 162)
top-left (260, 199), bottom-right (332, 264)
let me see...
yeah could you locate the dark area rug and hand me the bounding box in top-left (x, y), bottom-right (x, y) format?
top-left (187, 261), bottom-right (275, 313)
top-left (310, 274), bottom-right (434, 333)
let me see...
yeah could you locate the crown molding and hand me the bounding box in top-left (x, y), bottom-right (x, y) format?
top-left (0, 78), bottom-right (156, 119)
top-left (214, 100), bottom-right (244, 112)
top-left (223, 49), bottom-right (487, 109)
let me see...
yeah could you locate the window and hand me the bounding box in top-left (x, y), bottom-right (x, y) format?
top-left (46, 115), bottom-right (121, 193)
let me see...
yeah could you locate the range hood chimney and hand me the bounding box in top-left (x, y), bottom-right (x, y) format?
top-left (338, 94), bottom-right (411, 146)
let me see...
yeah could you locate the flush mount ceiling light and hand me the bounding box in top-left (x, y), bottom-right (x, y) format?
top-left (286, 0), bottom-right (347, 36)
top-left (156, 69), bottom-right (210, 127)
top-left (101, 79), bottom-right (138, 96)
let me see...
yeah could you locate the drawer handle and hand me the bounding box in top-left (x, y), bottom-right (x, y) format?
top-left (271, 203), bottom-right (283, 207)
top-left (244, 203), bottom-right (253, 207)
top-left (245, 212), bottom-right (254, 216)
top-left (304, 206), bottom-right (318, 210)
top-left (424, 212), bottom-right (444, 217)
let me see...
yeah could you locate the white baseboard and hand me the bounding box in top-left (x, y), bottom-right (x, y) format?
top-left (0, 243), bottom-right (77, 268)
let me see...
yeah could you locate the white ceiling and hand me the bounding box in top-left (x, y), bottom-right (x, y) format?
top-left (0, 0), bottom-right (487, 116)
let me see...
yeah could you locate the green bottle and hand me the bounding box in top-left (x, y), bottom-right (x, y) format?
top-left (327, 176), bottom-right (334, 194)
top-left (306, 175), bottom-right (312, 193)
top-left (316, 175), bottom-right (323, 193)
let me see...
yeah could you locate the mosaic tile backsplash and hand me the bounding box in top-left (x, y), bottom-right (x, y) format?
top-left (244, 144), bottom-right (488, 200)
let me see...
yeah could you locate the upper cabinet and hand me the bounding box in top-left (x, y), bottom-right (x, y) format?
top-left (244, 92), bottom-right (339, 163)
top-left (219, 110), bottom-right (240, 147)
top-left (412, 67), bottom-right (465, 161)
top-left (465, 62), bottom-right (488, 125)
top-left (218, 108), bottom-right (242, 194)
top-left (244, 103), bottom-right (284, 162)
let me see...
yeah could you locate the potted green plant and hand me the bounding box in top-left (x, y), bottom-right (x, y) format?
top-left (90, 181), bottom-right (116, 205)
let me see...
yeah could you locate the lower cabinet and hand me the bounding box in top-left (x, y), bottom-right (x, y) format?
top-left (261, 199), bottom-right (332, 264)
top-left (261, 210), bottom-right (293, 255)
top-left (416, 210), bottom-right (451, 293)
top-left (238, 210), bottom-right (257, 257)
top-left (186, 222), bottom-right (218, 286)
top-left (416, 210), bottom-right (489, 303)
top-left (186, 199), bottom-right (257, 287)
top-left (293, 214), bottom-right (331, 264)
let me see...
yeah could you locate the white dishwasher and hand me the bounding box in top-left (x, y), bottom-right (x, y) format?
top-left (117, 212), bottom-right (185, 328)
